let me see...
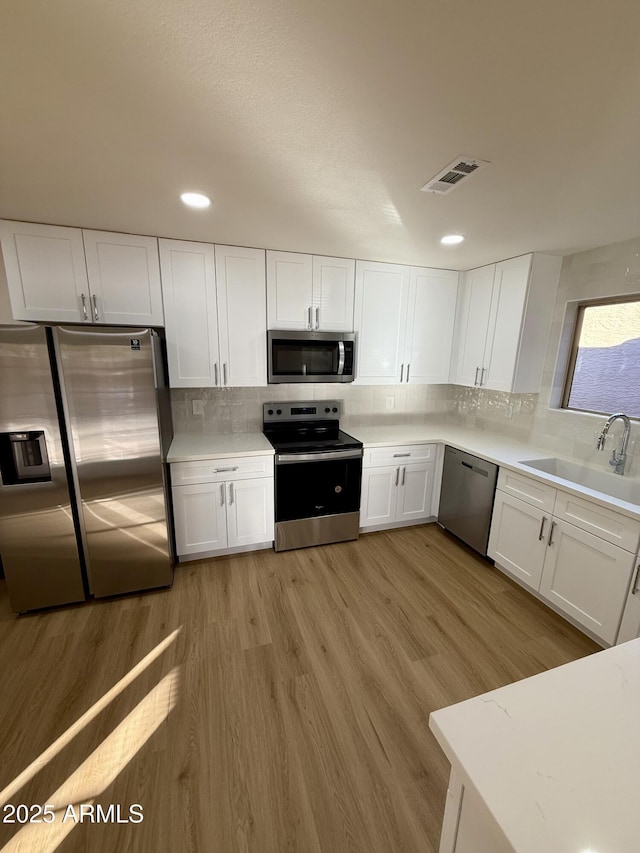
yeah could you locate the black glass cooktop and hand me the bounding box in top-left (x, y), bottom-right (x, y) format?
top-left (263, 421), bottom-right (362, 455)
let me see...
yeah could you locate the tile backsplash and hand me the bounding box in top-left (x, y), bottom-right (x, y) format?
top-left (171, 383), bottom-right (454, 434)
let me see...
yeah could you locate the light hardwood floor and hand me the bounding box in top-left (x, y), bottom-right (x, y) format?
top-left (0, 525), bottom-right (598, 852)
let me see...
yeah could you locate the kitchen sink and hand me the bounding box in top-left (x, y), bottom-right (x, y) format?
top-left (518, 457), bottom-right (640, 504)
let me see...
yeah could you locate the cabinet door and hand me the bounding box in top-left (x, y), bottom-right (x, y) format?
top-left (266, 251), bottom-right (313, 330)
top-left (82, 231), bottom-right (164, 326)
top-left (360, 466), bottom-right (399, 527)
top-left (488, 491), bottom-right (548, 591)
top-left (451, 264), bottom-right (494, 387)
top-left (225, 477), bottom-right (275, 548)
top-left (173, 483), bottom-right (228, 556)
top-left (159, 239), bottom-right (220, 387)
top-left (540, 519), bottom-right (635, 645)
top-left (354, 261), bottom-right (410, 384)
top-left (482, 254), bottom-right (531, 391)
top-left (616, 561), bottom-right (640, 643)
top-left (396, 462), bottom-right (435, 521)
top-left (312, 256), bottom-right (355, 331)
top-left (405, 267), bottom-right (459, 384)
top-left (0, 220), bottom-right (88, 322)
top-left (216, 245), bottom-right (267, 387)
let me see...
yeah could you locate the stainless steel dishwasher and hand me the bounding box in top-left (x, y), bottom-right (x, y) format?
top-left (438, 446), bottom-right (498, 556)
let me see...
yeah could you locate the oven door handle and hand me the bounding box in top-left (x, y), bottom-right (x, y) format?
top-left (337, 341), bottom-right (345, 375)
top-left (276, 449), bottom-right (363, 464)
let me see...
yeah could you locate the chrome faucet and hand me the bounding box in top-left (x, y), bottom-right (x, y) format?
top-left (596, 413), bottom-right (632, 475)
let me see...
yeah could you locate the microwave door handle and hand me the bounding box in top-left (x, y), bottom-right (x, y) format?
top-left (337, 340), bottom-right (345, 375)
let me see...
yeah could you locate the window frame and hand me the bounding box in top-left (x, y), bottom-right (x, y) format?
top-left (561, 293), bottom-right (640, 419)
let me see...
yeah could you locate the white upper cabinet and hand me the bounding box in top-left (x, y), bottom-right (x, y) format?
top-left (311, 255), bottom-right (355, 331)
top-left (159, 239), bottom-right (219, 387)
top-left (82, 230), bottom-right (164, 326)
top-left (160, 239), bottom-right (267, 388)
top-left (0, 220), bottom-right (164, 325)
top-left (403, 267), bottom-right (459, 384)
top-left (355, 261), bottom-right (458, 385)
top-left (215, 244), bottom-right (267, 387)
top-left (0, 220), bottom-right (89, 322)
top-left (451, 253), bottom-right (562, 393)
top-left (452, 264), bottom-right (495, 388)
top-left (354, 261), bottom-right (410, 384)
top-left (267, 250), bottom-right (354, 331)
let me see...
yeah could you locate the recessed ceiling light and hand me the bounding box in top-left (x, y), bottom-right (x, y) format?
top-left (440, 234), bottom-right (464, 245)
top-left (180, 192), bottom-right (211, 209)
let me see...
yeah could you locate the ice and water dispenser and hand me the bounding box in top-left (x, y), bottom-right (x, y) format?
top-left (0, 431), bottom-right (52, 484)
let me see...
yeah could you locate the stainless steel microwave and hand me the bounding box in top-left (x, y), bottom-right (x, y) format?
top-left (267, 331), bottom-right (356, 383)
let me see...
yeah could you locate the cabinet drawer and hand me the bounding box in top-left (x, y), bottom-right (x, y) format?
top-left (553, 491), bottom-right (640, 553)
top-left (497, 468), bottom-right (556, 513)
top-left (364, 443), bottom-right (436, 468)
top-left (171, 455), bottom-right (274, 485)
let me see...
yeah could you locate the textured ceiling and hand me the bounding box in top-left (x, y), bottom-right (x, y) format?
top-left (2, 0), bottom-right (640, 269)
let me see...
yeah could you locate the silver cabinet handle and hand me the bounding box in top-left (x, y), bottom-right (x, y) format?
top-left (92, 293), bottom-right (99, 321)
top-left (393, 453), bottom-right (411, 457)
top-left (213, 466), bottom-right (239, 473)
top-left (80, 293), bottom-right (88, 321)
top-left (480, 367), bottom-right (486, 386)
top-left (400, 363), bottom-right (404, 383)
top-left (406, 364), bottom-right (410, 383)
top-left (547, 521), bottom-right (556, 546)
top-left (315, 306), bottom-right (319, 329)
top-left (228, 482), bottom-right (234, 505)
top-left (401, 466), bottom-right (406, 486)
top-left (395, 467), bottom-right (399, 486)
top-left (474, 367), bottom-right (480, 386)
top-left (219, 483), bottom-right (225, 506)
top-left (307, 306), bottom-right (312, 329)
top-left (223, 363), bottom-right (228, 386)
top-left (632, 563), bottom-right (640, 595)
top-left (538, 516), bottom-right (547, 541)
top-left (214, 363), bottom-right (219, 386)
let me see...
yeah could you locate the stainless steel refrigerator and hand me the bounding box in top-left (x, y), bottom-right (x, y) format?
top-left (0, 324), bottom-right (174, 612)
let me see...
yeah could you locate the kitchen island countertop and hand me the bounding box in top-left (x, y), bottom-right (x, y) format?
top-left (429, 637), bottom-right (640, 852)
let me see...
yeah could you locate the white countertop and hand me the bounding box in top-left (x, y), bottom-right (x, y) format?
top-left (346, 421), bottom-right (640, 520)
top-left (167, 431), bottom-right (274, 462)
top-left (429, 638), bottom-right (640, 853)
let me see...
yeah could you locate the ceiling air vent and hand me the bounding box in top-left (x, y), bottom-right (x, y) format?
top-left (421, 156), bottom-right (490, 195)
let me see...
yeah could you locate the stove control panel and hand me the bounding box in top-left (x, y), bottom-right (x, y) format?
top-left (263, 400), bottom-right (342, 422)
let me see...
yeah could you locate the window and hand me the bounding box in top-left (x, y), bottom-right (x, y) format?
top-left (563, 297), bottom-right (640, 418)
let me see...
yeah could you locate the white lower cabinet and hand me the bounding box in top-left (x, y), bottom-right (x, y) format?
top-left (360, 444), bottom-right (436, 530)
top-left (488, 469), bottom-right (640, 645)
top-left (171, 455), bottom-right (274, 559)
top-left (616, 561), bottom-right (640, 643)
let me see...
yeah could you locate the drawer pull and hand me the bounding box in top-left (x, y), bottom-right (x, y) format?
top-left (632, 563), bottom-right (640, 595)
top-left (213, 466), bottom-right (239, 473)
top-left (538, 516), bottom-right (546, 541)
top-left (393, 453), bottom-right (411, 457)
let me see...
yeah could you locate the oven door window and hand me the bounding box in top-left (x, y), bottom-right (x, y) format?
top-left (271, 340), bottom-right (339, 377)
top-left (275, 457), bottom-right (362, 521)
